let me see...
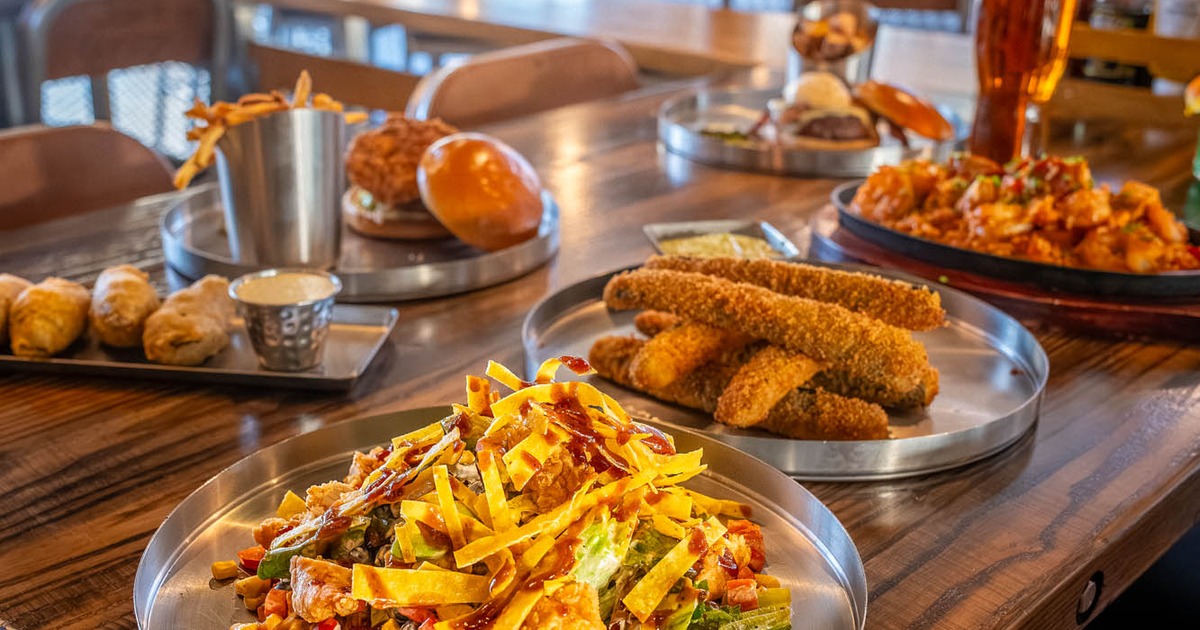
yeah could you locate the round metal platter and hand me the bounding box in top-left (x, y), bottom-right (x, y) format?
top-left (522, 263), bottom-right (1048, 481)
top-left (832, 181), bottom-right (1200, 298)
top-left (160, 184), bottom-right (560, 303)
top-left (657, 87), bottom-right (967, 178)
top-left (133, 407), bottom-right (868, 629)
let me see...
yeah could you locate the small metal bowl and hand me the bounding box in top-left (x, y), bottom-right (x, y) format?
top-left (229, 268), bottom-right (343, 372)
top-left (642, 220), bottom-right (801, 259)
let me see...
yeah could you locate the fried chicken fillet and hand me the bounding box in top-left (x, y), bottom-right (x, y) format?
top-left (644, 255), bottom-right (945, 331)
top-left (604, 269), bottom-right (932, 396)
top-left (628, 322), bottom-right (749, 390)
top-left (715, 345), bottom-right (824, 428)
top-left (635, 311), bottom-right (935, 410)
top-left (589, 336), bottom-right (889, 440)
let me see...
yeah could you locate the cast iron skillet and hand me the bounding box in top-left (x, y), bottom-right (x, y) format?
top-left (831, 181), bottom-right (1200, 299)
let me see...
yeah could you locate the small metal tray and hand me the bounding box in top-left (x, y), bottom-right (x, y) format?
top-left (0, 305), bottom-right (396, 391)
top-left (134, 406), bottom-right (867, 629)
top-left (642, 219), bottom-right (801, 258)
top-left (832, 181), bottom-right (1200, 298)
top-left (161, 184), bottom-right (559, 303)
top-left (523, 263), bottom-right (1048, 481)
top-left (658, 87), bottom-right (966, 178)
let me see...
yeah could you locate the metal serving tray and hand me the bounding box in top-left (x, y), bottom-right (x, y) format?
top-left (523, 263), bottom-right (1048, 481)
top-left (658, 87), bottom-right (966, 178)
top-left (133, 406), bottom-right (867, 630)
top-left (0, 305), bottom-right (396, 391)
top-left (161, 184), bottom-right (560, 303)
top-left (642, 219), bottom-right (802, 258)
top-left (832, 181), bottom-right (1200, 298)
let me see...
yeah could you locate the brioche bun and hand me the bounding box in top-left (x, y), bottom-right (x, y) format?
top-left (417, 133), bottom-right (543, 252)
top-left (854, 80), bottom-right (954, 141)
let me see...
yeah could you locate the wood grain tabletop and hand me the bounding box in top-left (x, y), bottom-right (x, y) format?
top-left (1, 78), bottom-right (1199, 630)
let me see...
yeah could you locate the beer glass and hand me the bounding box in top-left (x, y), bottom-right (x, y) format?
top-left (968, 0), bottom-right (1079, 163)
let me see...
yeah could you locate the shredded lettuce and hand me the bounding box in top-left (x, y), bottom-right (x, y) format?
top-left (572, 513), bottom-right (635, 592)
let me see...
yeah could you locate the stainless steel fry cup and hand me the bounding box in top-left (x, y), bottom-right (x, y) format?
top-left (215, 108), bottom-right (345, 268)
top-left (229, 269), bottom-right (342, 372)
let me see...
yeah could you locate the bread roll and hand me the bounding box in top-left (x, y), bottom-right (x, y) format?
top-left (0, 273), bottom-right (33, 347)
top-left (143, 275), bottom-right (234, 366)
top-left (90, 265), bottom-right (161, 348)
top-left (9, 277), bottom-right (90, 357)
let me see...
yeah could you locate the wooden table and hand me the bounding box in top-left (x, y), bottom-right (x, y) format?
top-left (260, 0), bottom-right (797, 75)
top-left (2, 77), bottom-right (1200, 629)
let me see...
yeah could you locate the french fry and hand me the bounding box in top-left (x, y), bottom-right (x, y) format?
top-left (174, 70), bottom-right (368, 189)
top-left (292, 70), bottom-right (312, 108)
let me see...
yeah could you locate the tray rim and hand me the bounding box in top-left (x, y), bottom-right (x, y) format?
top-left (133, 405), bottom-right (868, 630)
top-left (831, 180), bottom-right (1200, 298)
top-left (161, 188), bottom-right (560, 303)
top-left (641, 219), bottom-right (803, 258)
top-left (657, 86), bottom-right (967, 178)
top-left (521, 262), bottom-right (1050, 481)
top-left (0, 304), bottom-right (398, 391)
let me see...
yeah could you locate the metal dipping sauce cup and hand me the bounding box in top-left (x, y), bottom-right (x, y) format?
top-left (215, 108), bottom-right (345, 269)
top-left (229, 268), bottom-right (342, 372)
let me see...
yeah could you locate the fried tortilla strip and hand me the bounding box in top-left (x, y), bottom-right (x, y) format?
top-left (604, 269), bottom-right (931, 396)
top-left (0, 273), bottom-right (33, 347)
top-left (588, 336), bottom-right (889, 441)
top-left (645, 255), bottom-right (945, 331)
top-left (714, 345), bottom-right (824, 428)
top-left (629, 322), bottom-right (749, 390)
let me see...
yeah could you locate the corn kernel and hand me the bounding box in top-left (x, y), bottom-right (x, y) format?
top-left (264, 614), bottom-right (284, 629)
top-left (381, 621), bottom-right (402, 630)
top-left (235, 575), bottom-right (270, 597)
top-left (211, 560), bottom-right (239, 581)
top-left (755, 573), bottom-right (781, 588)
top-left (243, 593), bottom-right (266, 610)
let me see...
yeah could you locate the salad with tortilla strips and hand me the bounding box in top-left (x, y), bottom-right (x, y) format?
top-left (212, 358), bottom-right (792, 630)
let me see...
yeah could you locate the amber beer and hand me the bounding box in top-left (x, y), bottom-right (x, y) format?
top-left (969, 0), bottom-right (1078, 163)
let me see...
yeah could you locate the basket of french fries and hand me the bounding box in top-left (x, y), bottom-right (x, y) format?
top-left (176, 71), bottom-right (367, 268)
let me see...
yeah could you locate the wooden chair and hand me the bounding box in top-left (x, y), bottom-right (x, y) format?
top-left (405, 38), bottom-right (640, 128)
top-left (1047, 23), bottom-right (1200, 127)
top-left (14, 0), bottom-right (232, 125)
top-left (0, 123), bottom-right (175, 230)
top-left (249, 42), bottom-right (421, 113)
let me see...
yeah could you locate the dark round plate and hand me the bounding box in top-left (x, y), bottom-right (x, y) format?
top-left (831, 181), bottom-right (1200, 299)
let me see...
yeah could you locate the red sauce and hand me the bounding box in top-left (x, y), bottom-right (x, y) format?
top-left (449, 411), bottom-right (473, 438)
top-left (645, 489), bottom-right (665, 505)
top-left (446, 598), bottom-right (504, 630)
top-left (315, 514), bottom-right (353, 541)
top-left (546, 399), bottom-right (631, 477)
top-left (631, 423), bottom-right (675, 455)
top-left (716, 548), bottom-right (738, 576)
top-left (687, 527), bottom-right (710, 556)
top-left (519, 450), bottom-right (543, 473)
top-left (558, 355), bottom-right (591, 375)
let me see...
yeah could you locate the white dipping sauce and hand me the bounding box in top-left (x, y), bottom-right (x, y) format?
top-left (236, 273), bottom-right (337, 305)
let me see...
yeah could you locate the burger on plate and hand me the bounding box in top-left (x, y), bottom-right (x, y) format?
top-left (343, 115), bottom-right (459, 240)
top-left (770, 71), bottom-right (879, 150)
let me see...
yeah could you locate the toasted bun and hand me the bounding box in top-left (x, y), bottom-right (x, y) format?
top-left (854, 81), bottom-right (954, 141)
top-left (418, 133), bottom-right (543, 252)
top-left (342, 187), bottom-right (451, 241)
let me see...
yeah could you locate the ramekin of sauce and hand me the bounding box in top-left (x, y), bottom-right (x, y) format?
top-left (229, 269), bottom-right (342, 371)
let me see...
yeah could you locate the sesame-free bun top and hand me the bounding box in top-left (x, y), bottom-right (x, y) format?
top-left (417, 133), bottom-right (543, 252)
top-left (854, 80), bottom-right (954, 141)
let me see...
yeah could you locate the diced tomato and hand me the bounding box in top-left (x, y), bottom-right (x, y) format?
top-left (727, 520), bottom-right (766, 572)
top-left (724, 578), bottom-right (759, 611)
top-left (737, 565), bottom-right (755, 580)
top-left (256, 604), bottom-right (267, 622)
top-left (398, 607), bottom-right (438, 623)
top-left (315, 620), bottom-right (340, 630)
top-left (237, 545), bottom-right (266, 572)
top-left (263, 588), bottom-right (289, 618)
top-left (1187, 245), bottom-right (1200, 262)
